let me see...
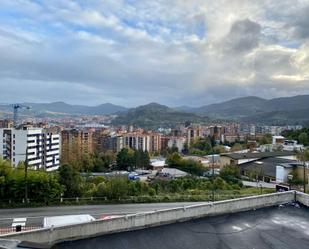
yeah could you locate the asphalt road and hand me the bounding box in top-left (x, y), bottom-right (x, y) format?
top-left (0, 202), bottom-right (206, 228)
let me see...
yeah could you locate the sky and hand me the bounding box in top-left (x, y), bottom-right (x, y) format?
top-left (0, 0), bottom-right (309, 107)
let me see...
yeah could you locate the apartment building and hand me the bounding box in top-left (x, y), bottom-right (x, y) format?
top-left (149, 133), bottom-right (161, 152)
top-left (0, 119), bottom-right (13, 128)
top-left (186, 127), bottom-right (202, 145)
top-left (160, 136), bottom-right (170, 151)
top-left (101, 135), bottom-right (124, 153)
top-left (122, 132), bottom-right (162, 152)
top-left (167, 137), bottom-right (186, 152)
top-left (0, 128), bottom-right (60, 171)
top-left (124, 133), bottom-right (150, 151)
top-left (209, 125), bottom-right (225, 141)
top-left (61, 129), bottom-right (94, 164)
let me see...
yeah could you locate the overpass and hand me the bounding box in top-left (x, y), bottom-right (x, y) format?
top-left (1, 191), bottom-right (309, 248)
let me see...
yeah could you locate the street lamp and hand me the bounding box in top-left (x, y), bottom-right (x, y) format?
top-left (15, 153), bottom-right (28, 202)
top-left (209, 145), bottom-right (215, 202)
top-left (210, 153), bottom-right (215, 202)
top-left (287, 174), bottom-right (293, 190)
top-left (299, 148), bottom-right (306, 193)
top-left (303, 161), bottom-right (306, 193)
top-left (259, 183), bottom-right (263, 195)
top-left (24, 160), bottom-right (29, 202)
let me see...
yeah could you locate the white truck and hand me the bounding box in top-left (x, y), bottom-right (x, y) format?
top-left (43, 214), bottom-right (95, 228)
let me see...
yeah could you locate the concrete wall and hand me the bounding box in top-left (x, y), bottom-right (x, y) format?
top-left (296, 191), bottom-right (309, 207)
top-left (0, 191), bottom-right (295, 245)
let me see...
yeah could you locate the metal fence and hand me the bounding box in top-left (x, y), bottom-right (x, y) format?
top-left (0, 226), bottom-right (41, 235)
top-left (0, 191), bottom-right (273, 207)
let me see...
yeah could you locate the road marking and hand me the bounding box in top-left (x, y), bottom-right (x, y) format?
top-left (12, 218), bottom-right (26, 227)
top-left (12, 218), bottom-right (26, 222)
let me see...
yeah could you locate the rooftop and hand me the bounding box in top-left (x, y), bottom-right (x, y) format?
top-left (58, 205), bottom-right (309, 249)
top-left (239, 157), bottom-right (298, 178)
top-left (221, 151), bottom-right (296, 160)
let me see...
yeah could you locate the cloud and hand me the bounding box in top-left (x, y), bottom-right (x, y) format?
top-left (225, 19), bottom-right (261, 53)
top-left (0, 0), bottom-right (308, 107)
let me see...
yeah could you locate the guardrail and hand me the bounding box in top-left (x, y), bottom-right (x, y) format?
top-left (0, 226), bottom-right (41, 235)
top-left (0, 191), bottom-right (295, 244)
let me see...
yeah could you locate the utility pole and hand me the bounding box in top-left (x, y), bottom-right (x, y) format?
top-left (15, 152), bottom-right (29, 202)
top-left (303, 160), bottom-right (306, 193)
top-left (211, 147), bottom-right (215, 202)
top-left (24, 159), bottom-right (28, 202)
top-left (300, 148), bottom-right (307, 193)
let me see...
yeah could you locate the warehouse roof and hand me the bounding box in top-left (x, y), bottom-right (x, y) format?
top-left (239, 157), bottom-right (298, 178)
top-left (221, 151), bottom-right (296, 160)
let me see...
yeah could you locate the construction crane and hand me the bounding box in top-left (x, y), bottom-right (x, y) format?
top-left (12, 104), bottom-right (31, 128)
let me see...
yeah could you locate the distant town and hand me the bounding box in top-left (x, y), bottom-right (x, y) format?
top-left (0, 108), bottom-right (307, 183)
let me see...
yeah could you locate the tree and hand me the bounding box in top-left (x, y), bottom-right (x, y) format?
top-left (0, 158), bottom-right (63, 201)
top-left (298, 132), bottom-right (308, 145)
top-left (282, 128), bottom-right (309, 146)
top-left (213, 145), bottom-right (226, 154)
top-left (260, 134), bottom-right (272, 145)
top-left (27, 171), bottom-right (63, 201)
top-left (166, 152), bottom-right (182, 168)
top-left (220, 164), bottom-right (240, 178)
top-left (247, 165), bottom-right (264, 182)
top-left (166, 153), bottom-right (205, 176)
top-left (190, 137), bottom-right (212, 153)
top-left (81, 153), bottom-right (94, 172)
top-left (104, 177), bottom-right (128, 199)
top-left (58, 164), bottom-right (83, 197)
top-left (96, 182), bottom-right (107, 197)
top-left (0, 158), bottom-right (13, 199)
top-left (220, 165), bottom-right (240, 184)
top-left (134, 150), bottom-right (150, 169)
top-left (182, 142), bottom-right (189, 154)
top-left (288, 167), bottom-right (303, 186)
top-left (213, 177), bottom-right (227, 190)
top-left (180, 159), bottom-right (205, 176)
top-left (231, 143), bottom-right (243, 152)
top-left (93, 152), bottom-right (115, 172)
top-left (297, 149), bottom-right (309, 162)
top-left (116, 148), bottom-right (135, 171)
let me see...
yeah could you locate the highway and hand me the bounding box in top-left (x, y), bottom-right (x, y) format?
top-left (0, 202), bottom-right (206, 228)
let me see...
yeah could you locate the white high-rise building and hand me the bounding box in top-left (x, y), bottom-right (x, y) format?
top-left (0, 128), bottom-right (60, 171)
top-left (124, 133), bottom-right (150, 151)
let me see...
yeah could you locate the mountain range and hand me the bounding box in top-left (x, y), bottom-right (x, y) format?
top-left (0, 102), bottom-right (127, 117)
top-left (176, 95), bottom-right (309, 125)
top-left (1, 95), bottom-right (309, 125)
top-left (111, 103), bottom-right (208, 128)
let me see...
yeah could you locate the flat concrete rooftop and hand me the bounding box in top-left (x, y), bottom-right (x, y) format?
top-left (57, 204), bottom-right (309, 249)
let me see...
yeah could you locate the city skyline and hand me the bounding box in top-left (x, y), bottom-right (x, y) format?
top-left (0, 1), bottom-right (309, 107)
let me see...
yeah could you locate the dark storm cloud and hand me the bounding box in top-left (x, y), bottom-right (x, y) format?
top-left (292, 5), bottom-right (309, 39)
top-left (225, 19), bottom-right (261, 53)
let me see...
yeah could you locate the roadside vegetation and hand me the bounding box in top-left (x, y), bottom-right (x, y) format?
top-left (0, 157), bottom-right (275, 208)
